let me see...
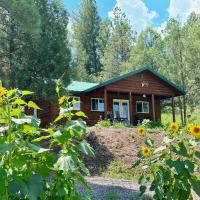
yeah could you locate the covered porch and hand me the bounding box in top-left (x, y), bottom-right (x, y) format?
top-left (103, 88), bottom-right (176, 125)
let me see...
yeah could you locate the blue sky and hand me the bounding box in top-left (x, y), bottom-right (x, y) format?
top-left (62, 0), bottom-right (200, 32)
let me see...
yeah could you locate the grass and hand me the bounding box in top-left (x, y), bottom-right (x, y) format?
top-left (162, 112), bottom-right (200, 126)
top-left (101, 161), bottom-right (143, 180)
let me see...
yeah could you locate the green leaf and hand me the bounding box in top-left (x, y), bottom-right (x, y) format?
top-left (32, 135), bottom-right (50, 142)
top-left (139, 185), bottom-right (147, 196)
top-left (8, 174), bottom-right (44, 200)
top-left (7, 89), bottom-right (17, 98)
top-left (22, 90), bottom-right (34, 96)
top-left (191, 178), bottom-right (200, 197)
top-left (172, 142), bottom-right (188, 157)
top-left (166, 159), bottom-right (184, 175)
top-left (11, 108), bottom-right (21, 117)
top-left (78, 140), bottom-right (94, 157)
top-left (75, 111), bottom-right (87, 118)
top-left (54, 155), bottom-right (77, 173)
top-left (13, 99), bottom-right (27, 105)
top-left (175, 178), bottom-right (190, 191)
top-left (65, 120), bottom-right (86, 137)
top-left (145, 138), bottom-right (154, 147)
top-left (0, 139), bottom-right (14, 153)
top-left (28, 143), bottom-right (49, 154)
top-left (138, 174), bottom-right (147, 185)
top-left (54, 114), bottom-right (65, 123)
top-left (194, 151), bottom-right (200, 159)
top-left (27, 101), bottom-right (40, 110)
top-left (184, 160), bottom-right (195, 173)
top-left (132, 159), bottom-right (141, 168)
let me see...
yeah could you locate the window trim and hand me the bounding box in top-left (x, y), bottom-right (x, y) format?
top-left (136, 101), bottom-right (149, 114)
top-left (91, 98), bottom-right (104, 112)
top-left (70, 96), bottom-right (81, 111)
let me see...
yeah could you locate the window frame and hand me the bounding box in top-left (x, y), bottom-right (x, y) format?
top-left (91, 98), bottom-right (104, 112)
top-left (136, 101), bottom-right (149, 114)
top-left (69, 96), bottom-right (81, 111)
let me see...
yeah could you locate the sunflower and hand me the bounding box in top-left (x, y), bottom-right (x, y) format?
top-left (190, 125), bottom-right (200, 138)
top-left (141, 146), bottom-right (151, 157)
top-left (0, 87), bottom-right (7, 97)
top-left (187, 124), bottom-right (193, 133)
top-left (137, 127), bottom-right (146, 137)
top-left (170, 122), bottom-right (179, 133)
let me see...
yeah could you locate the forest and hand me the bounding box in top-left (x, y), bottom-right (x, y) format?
top-left (0, 0), bottom-right (199, 125)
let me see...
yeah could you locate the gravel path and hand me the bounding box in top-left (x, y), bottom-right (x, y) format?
top-left (77, 176), bottom-right (153, 200)
top-left (77, 176), bottom-right (200, 200)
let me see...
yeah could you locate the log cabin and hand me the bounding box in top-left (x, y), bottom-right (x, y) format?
top-left (30, 66), bottom-right (186, 126)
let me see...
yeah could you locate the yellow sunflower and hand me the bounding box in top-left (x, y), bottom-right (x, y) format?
top-left (137, 127), bottom-right (146, 137)
top-left (187, 124), bottom-right (193, 133)
top-left (0, 87), bottom-right (7, 97)
top-left (190, 125), bottom-right (200, 138)
top-left (170, 122), bottom-right (179, 133)
top-left (141, 146), bottom-right (151, 157)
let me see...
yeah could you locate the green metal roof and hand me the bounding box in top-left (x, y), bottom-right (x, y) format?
top-left (67, 67), bottom-right (186, 95)
top-left (67, 81), bottom-right (98, 92)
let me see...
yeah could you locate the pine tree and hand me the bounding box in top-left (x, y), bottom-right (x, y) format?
top-left (73, 0), bottom-right (101, 78)
top-left (0, 0), bottom-right (40, 88)
top-left (102, 7), bottom-right (134, 79)
top-left (20, 0), bottom-right (71, 99)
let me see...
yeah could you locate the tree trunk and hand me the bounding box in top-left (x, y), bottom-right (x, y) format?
top-left (178, 97), bottom-right (184, 126)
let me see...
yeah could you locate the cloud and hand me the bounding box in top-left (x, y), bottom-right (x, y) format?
top-left (108, 0), bottom-right (157, 32)
top-left (168, 0), bottom-right (200, 23)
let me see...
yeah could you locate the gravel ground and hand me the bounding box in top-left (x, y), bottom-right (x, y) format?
top-left (77, 176), bottom-right (153, 200)
top-left (77, 176), bottom-right (200, 200)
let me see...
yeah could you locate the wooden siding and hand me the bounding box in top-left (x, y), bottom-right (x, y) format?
top-left (106, 71), bottom-right (178, 96)
top-left (27, 70), bottom-right (178, 126)
top-left (80, 91), bottom-right (161, 125)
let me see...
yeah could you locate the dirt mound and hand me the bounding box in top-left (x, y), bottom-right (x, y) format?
top-left (85, 126), bottom-right (163, 175)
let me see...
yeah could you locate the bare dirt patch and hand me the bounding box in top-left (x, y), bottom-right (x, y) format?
top-left (85, 126), bottom-right (163, 175)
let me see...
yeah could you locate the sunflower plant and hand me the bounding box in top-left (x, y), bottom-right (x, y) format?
top-left (0, 82), bottom-right (94, 199)
top-left (133, 122), bottom-right (200, 200)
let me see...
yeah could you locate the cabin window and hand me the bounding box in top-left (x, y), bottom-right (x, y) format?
top-left (136, 101), bottom-right (149, 113)
top-left (69, 96), bottom-right (80, 110)
top-left (91, 98), bottom-right (104, 112)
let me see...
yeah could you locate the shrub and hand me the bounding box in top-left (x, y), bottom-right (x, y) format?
top-left (0, 83), bottom-right (94, 199)
top-left (133, 122), bottom-right (200, 199)
top-left (112, 121), bottom-right (127, 128)
top-left (97, 119), bottom-right (111, 127)
top-left (138, 119), bottom-right (164, 129)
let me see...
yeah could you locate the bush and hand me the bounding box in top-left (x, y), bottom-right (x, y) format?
top-left (138, 119), bottom-right (164, 129)
top-left (97, 119), bottom-right (111, 127)
top-left (133, 124), bottom-right (200, 199)
top-left (0, 83), bottom-right (94, 199)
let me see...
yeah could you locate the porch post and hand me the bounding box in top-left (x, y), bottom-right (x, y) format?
top-left (104, 88), bottom-right (108, 119)
top-left (151, 94), bottom-right (156, 121)
top-left (172, 97), bottom-right (176, 122)
top-left (129, 92), bottom-right (133, 125)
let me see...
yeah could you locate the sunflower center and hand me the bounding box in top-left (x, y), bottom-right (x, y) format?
top-left (194, 127), bottom-right (200, 134)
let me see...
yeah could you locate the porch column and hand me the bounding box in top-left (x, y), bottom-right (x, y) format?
top-left (151, 94), bottom-right (156, 121)
top-left (129, 92), bottom-right (133, 125)
top-left (172, 97), bottom-right (176, 122)
top-left (104, 88), bottom-right (108, 119)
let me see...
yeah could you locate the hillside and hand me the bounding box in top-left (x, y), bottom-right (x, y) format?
top-left (85, 126), bottom-right (163, 175)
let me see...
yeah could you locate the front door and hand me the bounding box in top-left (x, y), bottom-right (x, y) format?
top-left (113, 99), bottom-right (130, 121)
